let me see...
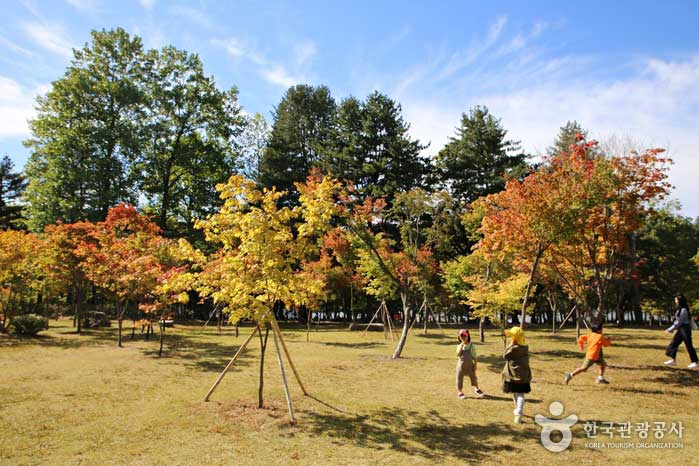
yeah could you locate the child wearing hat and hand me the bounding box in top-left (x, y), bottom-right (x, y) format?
top-left (502, 326), bottom-right (531, 424)
top-left (564, 321), bottom-right (611, 385)
top-left (456, 329), bottom-right (485, 399)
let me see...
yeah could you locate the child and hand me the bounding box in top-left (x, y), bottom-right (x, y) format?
top-left (456, 329), bottom-right (485, 399)
top-left (502, 326), bottom-right (531, 424)
top-left (564, 322), bottom-right (611, 385)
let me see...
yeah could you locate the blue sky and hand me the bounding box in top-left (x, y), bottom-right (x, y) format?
top-left (2, 1), bottom-right (698, 215)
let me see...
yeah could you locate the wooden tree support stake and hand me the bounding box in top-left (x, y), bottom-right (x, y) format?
top-left (203, 326), bottom-right (259, 401)
top-left (272, 329), bottom-right (296, 424)
top-left (270, 316), bottom-right (308, 396)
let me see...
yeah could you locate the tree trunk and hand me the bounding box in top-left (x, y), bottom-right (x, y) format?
top-left (76, 287), bottom-right (82, 335)
top-left (520, 243), bottom-right (543, 329)
top-left (392, 290), bottom-right (411, 359)
top-left (479, 317), bottom-right (485, 343)
top-left (158, 318), bottom-right (165, 357)
top-left (575, 306), bottom-right (581, 340)
top-left (257, 324), bottom-right (269, 408)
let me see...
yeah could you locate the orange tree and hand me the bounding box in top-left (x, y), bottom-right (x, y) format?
top-left (42, 221), bottom-right (97, 333)
top-left (474, 134), bottom-right (671, 325)
top-left (541, 138), bottom-right (671, 319)
top-left (78, 204), bottom-right (164, 347)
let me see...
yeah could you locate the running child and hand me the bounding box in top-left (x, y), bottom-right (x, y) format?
top-left (564, 321), bottom-right (611, 385)
top-left (456, 329), bottom-right (485, 399)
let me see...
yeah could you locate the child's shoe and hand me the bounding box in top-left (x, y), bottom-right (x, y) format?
top-left (596, 376), bottom-right (609, 384)
top-left (688, 362), bottom-right (698, 369)
top-left (457, 392), bottom-right (466, 399)
top-left (564, 372), bottom-right (572, 385)
top-left (664, 359), bottom-right (677, 366)
top-left (474, 388), bottom-right (484, 397)
top-left (514, 414), bottom-right (522, 424)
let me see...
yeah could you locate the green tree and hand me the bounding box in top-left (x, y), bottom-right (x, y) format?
top-left (548, 121), bottom-right (588, 156)
top-left (637, 208), bottom-right (699, 317)
top-left (0, 156), bottom-right (26, 230)
top-left (137, 46), bottom-right (244, 233)
top-left (259, 85), bottom-right (336, 200)
top-left (24, 28), bottom-right (144, 231)
top-left (331, 92), bottom-right (428, 204)
top-left (435, 106), bottom-right (527, 204)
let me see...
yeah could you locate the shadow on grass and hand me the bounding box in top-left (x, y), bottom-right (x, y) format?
top-left (301, 407), bottom-right (525, 462)
top-left (533, 349), bottom-right (583, 360)
top-left (143, 331), bottom-right (256, 373)
top-left (609, 342), bottom-right (668, 350)
top-left (607, 385), bottom-right (687, 396)
top-left (650, 369), bottom-right (699, 388)
top-left (316, 341), bottom-right (387, 349)
top-left (0, 325), bottom-right (119, 349)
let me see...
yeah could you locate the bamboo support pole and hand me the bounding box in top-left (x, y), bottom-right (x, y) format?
top-left (269, 316), bottom-right (308, 396)
top-left (203, 326), bottom-right (258, 401)
top-left (273, 330), bottom-right (296, 424)
top-left (361, 302), bottom-right (384, 337)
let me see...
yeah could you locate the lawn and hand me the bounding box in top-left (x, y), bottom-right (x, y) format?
top-left (1, 319), bottom-right (697, 465)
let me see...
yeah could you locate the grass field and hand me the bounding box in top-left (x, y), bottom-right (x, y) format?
top-left (1, 318), bottom-right (698, 465)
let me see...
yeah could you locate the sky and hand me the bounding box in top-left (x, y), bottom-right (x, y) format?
top-left (1, 0), bottom-right (698, 215)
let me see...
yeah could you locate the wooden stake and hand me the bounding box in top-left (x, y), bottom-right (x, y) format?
top-left (272, 329), bottom-right (296, 424)
top-left (361, 302), bottom-right (384, 337)
top-left (269, 316), bottom-right (308, 396)
top-left (203, 326), bottom-right (258, 401)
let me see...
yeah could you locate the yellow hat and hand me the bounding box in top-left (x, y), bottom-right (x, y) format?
top-left (505, 326), bottom-right (526, 345)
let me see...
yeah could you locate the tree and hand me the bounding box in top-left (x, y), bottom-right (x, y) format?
top-left (259, 85), bottom-right (336, 200)
top-left (329, 92), bottom-right (429, 204)
top-left (77, 204), bottom-right (164, 347)
top-left (239, 113), bottom-right (270, 184)
top-left (24, 28), bottom-right (144, 231)
top-left (636, 208), bottom-right (699, 319)
top-left (196, 173), bottom-right (341, 407)
top-left (137, 46), bottom-right (245, 233)
top-left (435, 106), bottom-right (528, 205)
top-left (0, 156), bottom-right (26, 230)
top-left (0, 230), bottom-right (44, 332)
top-left (548, 121), bottom-right (589, 156)
top-left (42, 221), bottom-right (98, 333)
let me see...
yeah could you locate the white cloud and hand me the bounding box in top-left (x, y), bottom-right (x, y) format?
top-left (21, 22), bottom-right (74, 58)
top-left (260, 65), bottom-right (301, 88)
top-left (0, 76), bottom-right (47, 138)
top-left (139, 0), bottom-right (155, 10)
top-left (294, 41), bottom-right (316, 66)
top-left (212, 37), bottom-right (307, 88)
top-left (399, 56), bottom-right (699, 216)
top-left (170, 5), bottom-right (214, 29)
top-left (65, 0), bottom-right (98, 12)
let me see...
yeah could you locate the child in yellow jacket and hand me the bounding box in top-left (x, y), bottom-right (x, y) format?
top-left (565, 322), bottom-right (611, 385)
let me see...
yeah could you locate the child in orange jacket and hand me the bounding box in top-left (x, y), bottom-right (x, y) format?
top-left (564, 322), bottom-right (611, 385)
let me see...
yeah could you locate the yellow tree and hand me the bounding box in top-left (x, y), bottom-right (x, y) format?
top-left (0, 230), bottom-right (44, 332)
top-left (196, 173), bottom-right (341, 413)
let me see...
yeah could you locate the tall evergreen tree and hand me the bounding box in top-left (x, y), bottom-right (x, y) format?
top-left (260, 85), bottom-right (336, 199)
top-left (0, 156), bottom-right (27, 230)
top-left (435, 106), bottom-right (527, 204)
top-left (24, 28), bottom-right (144, 231)
top-left (329, 92), bottom-right (428, 204)
top-left (548, 120), bottom-right (588, 156)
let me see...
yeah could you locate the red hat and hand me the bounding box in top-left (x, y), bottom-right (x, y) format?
top-left (458, 329), bottom-right (469, 337)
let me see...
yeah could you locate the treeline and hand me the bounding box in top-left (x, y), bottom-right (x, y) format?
top-left (1, 28), bottom-right (698, 340)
